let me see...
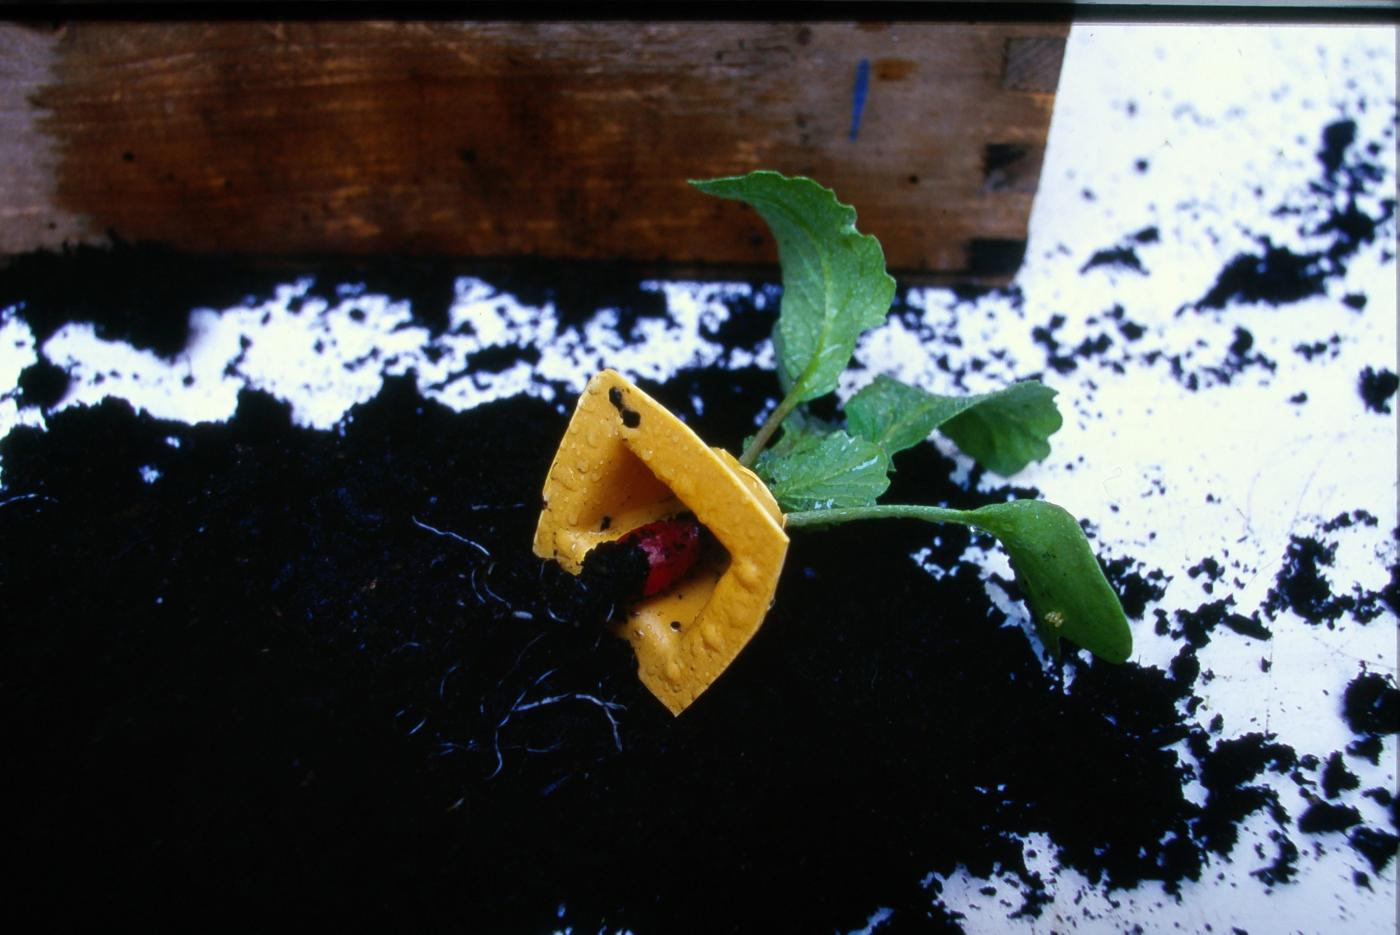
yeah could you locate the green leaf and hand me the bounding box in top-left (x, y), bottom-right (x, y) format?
top-left (846, 374), bottom-right (970, 454)
top-left (941, 382), bottom-right (1062, 476)
top-left (847, 375), bottom-right (1061, 476)
top-left (754, 428), bottom-right (890, 513)
top-left (690, 171), bottom-right (895, 403)
top-left (847, 377), bottom-right (1063, 475)
top-left (966, 500), bottom-right (1132, 663)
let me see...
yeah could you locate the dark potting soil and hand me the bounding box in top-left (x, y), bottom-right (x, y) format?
top-left (1263, 533), bottom-right (1398, 627)
top-left (8, 344), bottom-right (1387, 931)
top-left (1161, 598), bottom-right (1272, 646)
top-left (1186, 119), bottom-right (1395, 314)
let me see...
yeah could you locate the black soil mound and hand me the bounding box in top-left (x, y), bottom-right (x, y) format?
top-left (3, 358), bottom-right (1314, 932)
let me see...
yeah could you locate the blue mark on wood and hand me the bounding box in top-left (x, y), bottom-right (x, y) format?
top-left (848, 58), bottom-right (871, 141)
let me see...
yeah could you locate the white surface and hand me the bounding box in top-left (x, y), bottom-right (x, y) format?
top-left (1, 22), bottom-right (1395, 935)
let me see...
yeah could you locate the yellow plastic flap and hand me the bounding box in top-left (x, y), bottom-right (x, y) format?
top-left (533, 370), bottom-right (789, 714)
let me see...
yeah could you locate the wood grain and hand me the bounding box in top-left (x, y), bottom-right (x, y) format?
top-left (2, 21), bottom-right (1066, 277)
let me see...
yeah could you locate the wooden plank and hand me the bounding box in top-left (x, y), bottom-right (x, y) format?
top-left (1, 21), bottom-right (1067, 277)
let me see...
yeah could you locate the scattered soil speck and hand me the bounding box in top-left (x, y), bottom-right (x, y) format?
top-left (1357, 366), bottom-right (1398, 414)
top-left (1104, 557), bottom-right (1170, 620)
top-left (1297, 800), bottom-right (1362, 835)
top-left (1319, 751), bottom-right (1359, 799)
top-left (1343, 671), bottom-right (1400, 737)
top-left (1081, 246), bottom-right (1146, 275)
top-left (1349, 827), bottom-right (1399, 874)
top-left (1263, 533), bottom-right (1391, 626)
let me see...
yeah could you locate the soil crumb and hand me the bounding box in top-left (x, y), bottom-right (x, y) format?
top-left (1358, 366), bottom-right (1398, 414)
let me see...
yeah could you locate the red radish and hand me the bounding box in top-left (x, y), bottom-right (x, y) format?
top-left (616, 518), bottom-right (704, 597)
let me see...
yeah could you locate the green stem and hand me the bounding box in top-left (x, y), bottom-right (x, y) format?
top-left (784, 503), bottom-right (981, 530)
top-left (738, 387), bottom-right (803, 468)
